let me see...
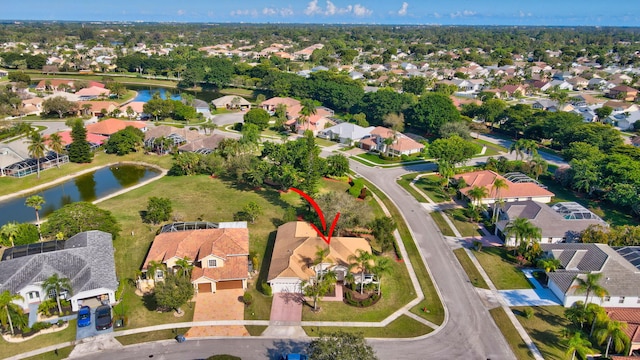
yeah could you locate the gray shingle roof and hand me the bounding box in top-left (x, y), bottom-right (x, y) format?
top-left (0, 231), bottom-right (118, 295)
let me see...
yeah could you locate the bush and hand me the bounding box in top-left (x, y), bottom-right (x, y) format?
top-left (242, 292), bottom-right (253, 305)
top-left (348, 178), bottom-right (365, 198)
top-left (260, 282), bottom-right (272, 296)
top-left (31, 322), bottom-right (52, 332)
top-left (522, 307), bottom-right (534, 319)
top-left (14, 223), bottom-right (39, 246)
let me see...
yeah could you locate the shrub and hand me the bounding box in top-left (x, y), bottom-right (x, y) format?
top-left (31, 322), bottom-right (52, 332)
top-left (260, 282), bottom-right (272, 296)
top-left (522, 307), bottom-right (534, 319)
top-left (348, 178), bottom-right (365, 198)
top-left (242, 292), bottom-right (253, 305)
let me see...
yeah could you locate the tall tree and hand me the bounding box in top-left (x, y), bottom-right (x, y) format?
top-left (574, 273), bottom-right (609, 309)
top-left (42, 273), bottom-right (72, 315)
top-left (47, 132), bottom-right (65, 168)
top-left (404, 92), bottom-right (460, 135)
top-left (491, 178), bottom-right (509, 223)
top-left (504, 217), bottom-right (541, 251)
top-left (348, 249), bottom-right (374, 294)
top-left (0, 290), bottom-right (24, 336)
top-left (43, 202), bottom-right (120, 239)
top-left (565, 332), bottom-right (592, 360)
top-left (309, 331), bottom-right (378, 360)
top-left (0, 222), bottom-right (19, 247)
top-left (27, 131), bottom-right (47, 178)
top-left (467, 186), bottom-right (489, 208)
top-left (302, 270), bottom-right (336, 311)
top-left (371, 256), bottom-right (393, 295)
top-left (595, 319), bottom-right (629, 358)
top-left (68, 121), bottom-right (93, 163)
top-left (25, 195), bottom-right (45, 240)
top-left (174, 257), bottom-right (194, 279)
top-left (298, 98), bottom-right (317, 131)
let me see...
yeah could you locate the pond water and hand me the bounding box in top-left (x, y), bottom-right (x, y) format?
top-left (0, 164), bottom-right (162, 226)
top-left (132, 88), bottom-right (182, 102)
top-left (128, 84), bottom-right (223, 103)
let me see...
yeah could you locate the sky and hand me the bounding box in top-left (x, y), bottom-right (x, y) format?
top-left (2, 0), bottom-right (639, 26)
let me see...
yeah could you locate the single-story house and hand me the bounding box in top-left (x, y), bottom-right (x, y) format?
top-left (605, 308), bottom-right (640, 356)
top-left (317, 123), bottom-right (375, 145)
top-left (86, 118), bottom-right (147, 137)
top-left (260, 97), bottom-right (301, 118)
top-left (77, 101), bottom-right (120, 117)
top-left (286, 107), bottom-right (335, 135)
top-left (119, 101), bottom-right (146, 119)
top-left (75, 86), bottom-right (111, 100)
top-left (0, 230), bottom-right (118, 312)
top-left (541, 243), bottom-right (640, 308)
top-left (267, 222), bottom-right (372, 293)
top-left (141, 222), bottom-right (249, 294)
top-left (46, 131), bottom-right (108, 148)
top-left (454, 170), bottom-right (555, 205)
top-left (608, 85), bottom-right (638, 102)
top-left (495, 201), bottom-right (607, 246)
top-left (0, 70), bottom-right (8, 77)
top-left (144, 125), bottom-right (227, 154)
top-left (21, 97), bottom-right (44, 115)
top-left (359, 126), bottom-right (425, 156)
top-left (632, 136), bottom-right (640, 148)
top-left (35, 79), bottom-right (104, 92)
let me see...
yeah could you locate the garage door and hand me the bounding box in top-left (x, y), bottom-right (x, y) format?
top-left (216, 280), bottom-right (243, 290)
top-left (198, 283), bottom-right (212, 293)
top-left (270, 280), bottom-right (301, 293)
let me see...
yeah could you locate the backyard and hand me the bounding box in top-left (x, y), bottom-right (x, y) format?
top-left (471, 247), bottom-right (533, 290)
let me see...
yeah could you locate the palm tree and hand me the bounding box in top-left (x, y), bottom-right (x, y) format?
top-left (147, 260), bottom-right (166, 282)
top-left (302, 270), bottom-right (336, 311)
top-left (565, 332), bottom-right (592, 360)
top-left (27, 131), bottom-right (47, 179)
top-left (0, 222), bottom-right (19, 247)
top-left (595, 319), bottom-right (629, 358)
top-left (537, 258), bottom-right (561, 272)
top-left (313, 246), bottom-right (331, 281)
top-left (0, 290), bottom-right (24, 336)
top-left (504, 217), bottom-right (541, 251)
top-left (371, 256), bottom-right (393, 295)
top-left (47, 133), bottom-right (64, 168)
top-left (508, 140), bottom-right (524, 161)
top-left (42, 273), bottom-right (72, 315)
top-left (585, 303), bottom-right (607, 336)
top-left (298, 99), bottom-right (317, 132)
top-left (491, 178), bottom-right (509, 222)
top-left (574, 273), bottom-right (609, 310)
top-left (348, 249), bottom-right (373, 294)
top-left (174, 257), bottom-right (194, 279)
top-left (25, 195), bottom-right (45, 240)
top-left (529, 153), bottom-right (548, 180)
top-left (467, 185), bottom-right (489, 208)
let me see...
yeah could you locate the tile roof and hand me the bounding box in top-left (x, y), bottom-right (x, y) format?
top-left (455, 170), bottom-right (554, 201)
top-left (606, 308), bottom-right (640, 344)
top-left (267, 222), bottom-right (372, 282)
top-left (76, 86), bottom-right (110, 97)
top-left (191, 256), bottom-right (248, 281)
top-left (46, 131), bottom-right (108, 146)
top-left (86, 118), bottom-right (146, 136)
top-left (0, 231), bottom-right (118, 296)
top-left (120, 101), bottom-right (145, 113)
top-left (77, 101), bottom-right (119, 113)
top-left (178, 134), bottom-right (226, 152)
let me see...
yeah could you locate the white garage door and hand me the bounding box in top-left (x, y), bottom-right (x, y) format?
top-left (270, 280), bottom-right (302, 293)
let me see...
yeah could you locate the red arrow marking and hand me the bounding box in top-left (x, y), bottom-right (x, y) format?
top-left (290, 187), bottom-right (340, 245)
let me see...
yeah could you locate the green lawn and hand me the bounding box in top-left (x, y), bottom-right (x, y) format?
top-left (314, 138), bottom-right (336, 147)
top-left (355, 152), bottom-right (425, 165)
top-left (243, 285), bottom-right (273, 321)
top-left (412, 175), bottom-right (452, 203)
top-left (489, 308), bottom-right (535, 360)
top-left (0, 320), bottom-right (77, 359)
top-left (452, 248), bottom-right (489, 289)
top-left (430, 211), bottom-right (455, 237)
top-left (397, 173), bottom-right (429, 202)
top-left (358, 177), bottom-right (445, 325)
top-left (0, 151), bottom-right (173, 197)
top-left (512, 306), bottom-right (594, 360)
top-left (219, 88), bottom-right (256, 98)
top-left (443, 208), bottom-right (482, 237)
top-left (475, 138), bottom-right (508, 153)
top-left (303, 315), bottom-right (433, 338)
top-left (471, 247), bottom-right (533, 290)
top-left (116, 327), bottom-right (191, 345)
top-left (22, 346), bottom-right (75, 360)
top-left (245, 325), bottom-right (268, 336)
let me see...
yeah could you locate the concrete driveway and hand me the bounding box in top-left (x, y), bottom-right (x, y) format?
top-left (499, 269), bottom-right (561, 306)
top-left (185, 289), bottom-right (248, 337)
top-left (211, 112), bottom-right (244, 126)
top-left (76, 307), bottom-right (113, 340)
top-left (270, 293), bottom-right (303, 324)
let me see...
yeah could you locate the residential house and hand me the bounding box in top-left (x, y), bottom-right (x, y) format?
top-left (532, 99), bottom-right (560, 112)
top-left (267, 222), bottom-right (372, 293)
top-left (588, 77), bottom-right (609, 90)
top-left (540, 243), bottom-right (640, 308)
top-left (608, 85), bottom-right (638, 102)
top-left (606, 308), bottom-right (640, 356)
top-left (20, 97), bottom-right (44, 115)
top-left (572, 106), bottom-right (599, 122)
top-left (141, 222), bottom-right (249, 294)
top-left (348, 71), bottom-right (364, 80)
top-left (0, 70), bottom-right (8, 77)
top-left (35, 79), bottom-right (104, 92)
top-left (119, 101), bottom-right (146, 119)
top-left (85, 118), bottom-right (147, 137)
top-left (500, 84), bottom-right (527, 98)
top-left (567, 76), bottom-right (589, 90)
top-left (77, 101), bottom-right (119, 117)
top-left (603, 101), bottom-right (640, 113)
top-left (608, 111), bottom-right (640, 130)
top-left (0, 230), bottom-right (118, 312)
top-left (144, 125), bottom-right (226, 154)
top-left (454, 170), bottom-right (555, 205)
top-left (287, 107), bottom-right (335, 135)
top-left (570, 94), bottom-right (601, 107)
top-left (75, 86), bottom-right (111, 100)
top-left (540, 80), bottom-right (573, 92)
top-left (260, 97), bottom-right (301, 118)
top-left (359, 127), bottom-right (425, 156)
top-left (632, 136), bottom-right (640, 148)
top-left (318, 123), bottom-right (374, 145)
top-left (495, 201), bottom-right (606, 246)
top-left (211, 95), bottom-right (251, 110)
top-left (46, 131), bottom-right (108, 149)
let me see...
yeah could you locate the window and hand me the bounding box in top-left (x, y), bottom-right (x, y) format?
top-left (604, 296), bottom-right (611, 302)
top-left (28, 291), bottom-right (39, 300)
top-left (208, 259), bottom-right (217, 268)
top-left (156, 270), bottom-right (164, 279)
top-left (619, 296), bottom-right (626, 304)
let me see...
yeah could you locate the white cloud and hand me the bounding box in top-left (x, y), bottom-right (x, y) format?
top-left (230, 9), bottom-right (258, 17)
top-left (263, 7), bottom-right (294, 16)
top-left (450, 10), bottom-right (476, 18)
top-left (519, 10), bottom-right (532, 17)
top-left (304, 1), bottom-right (371, 17)
top-left (398, 2), bottom-right (409, 16)
top-left (433, 12), bottom-right (442, 18)
top-left (177, 9), bottom-right (185, 16)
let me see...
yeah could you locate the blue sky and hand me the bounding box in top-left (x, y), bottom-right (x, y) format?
top-left (2, 0), bottom-right (639, 26)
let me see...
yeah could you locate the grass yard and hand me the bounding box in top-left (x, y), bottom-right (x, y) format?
top-left (541, 176), bottom-right (638, 226)
top-left (476, 138), bottom-right (508, 153)
top-left (219, 88), bottom-right (256, 98)
top-left (245, 325), bottom-right (269, 336)
top-left (471, 247), bottom-right (532, 290)
top-left (443, 208), bottom-right (482, 237)
top-left (303, 315), bottom-right (433, 338)
top-left (115, 327), bottom-right (191, 346)
top-left (355, 152), bottom-right (425, 165)
top-left (397, 173), bottom-right (429, 202)
top-left (243, 283), bottom-right (273, 321)
top-left (489, 308), bottom-right (535, 360)
top-left (314, 137), bottom-right (336, 147)
top-left (0, 151), bottom-right (173, 197)
top-left (412, 175), bottom-right (452, 203)
top-left (512, 306), bottom-right (593, 360)
top-left (22, 346), bottom-right (75, 360)
top-left (452, 248), bottom-right (489, 289)
top-left (358, 177), bottom-right (445, 325)
top-left (0, 320), bottom-right (77, 359)
top-left (430, 212), bottom-right (455, 237)
top-left (302, 258), bottom-right (414, 322)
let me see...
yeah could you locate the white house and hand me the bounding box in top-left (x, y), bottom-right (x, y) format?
top-left (541, 243), bottom-right (640, 308)
top-left (0, 231), bottom-right (118, 312)
top-left (317, 123), bottom-right (374, 145)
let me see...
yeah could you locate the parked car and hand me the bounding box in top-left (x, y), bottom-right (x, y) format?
top-left (280, 354), bottom-right (307, 360)
top-left (95, 305), bottom-right (112, 331)
top-left (77, 306), bottom-right (91, 327)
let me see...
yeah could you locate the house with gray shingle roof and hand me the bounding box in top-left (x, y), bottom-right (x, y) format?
top-left (0, 231), bottom-right (118, 312)
top-left (541, 243), bottom-right (640, 308)
top-left (317, 123), bottom-right (374, 145)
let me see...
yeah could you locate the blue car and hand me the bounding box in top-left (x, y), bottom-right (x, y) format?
top-left (77, 306), bottom-right (91, 327)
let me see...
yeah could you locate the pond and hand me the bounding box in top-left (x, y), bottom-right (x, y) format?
top-left (0, 164), bottom-right (162, 226)
top-left (127, 84), bottom-right (224, 104)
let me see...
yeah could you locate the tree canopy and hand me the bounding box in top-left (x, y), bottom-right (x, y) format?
top-left (43, 202), bottom-right (121, 239)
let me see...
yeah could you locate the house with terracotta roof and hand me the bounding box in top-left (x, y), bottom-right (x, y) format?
top-left (454, 170), bottom-right (554, 205)
top-left (211, 95), bottom-right (251, 110)
top-left (359, 127), bottom-right (425, 156)
top-left (46, 131), bottom-right (108, 148)
top-left (141, 222), bottom-right (250, 294)
top-left (35, 79), bottom-right (104, 92)
top-left (608, 85), bottom-right (638, 102)
top-left (86, 118), bottom-right (147, 137)
top-left (75, 86), bottom-right (111, 100)
top-left (77, 101), bottom-right (119, 117)
top-left (606, 308), bottom-right (640, 356)
top-left (286, 106), bottom-right (335, 135)
top-left (267, 222), bottom-right (372, 294)
top-left (540, 243), bottom-right (640, 309)
top-left (119, 101), bottom-right (146, 119)
top-left (260, 97), bottom-right (302, 118)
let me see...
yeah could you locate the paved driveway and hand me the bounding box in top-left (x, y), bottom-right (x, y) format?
top-left (270, 293), bottom-right (303, 324)
top-left (185, 289), bottom-right (248, 338)
top-left (76, 307), bottom-right (113, 340)
top-left (499, 269), bottom-right (562, 306)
